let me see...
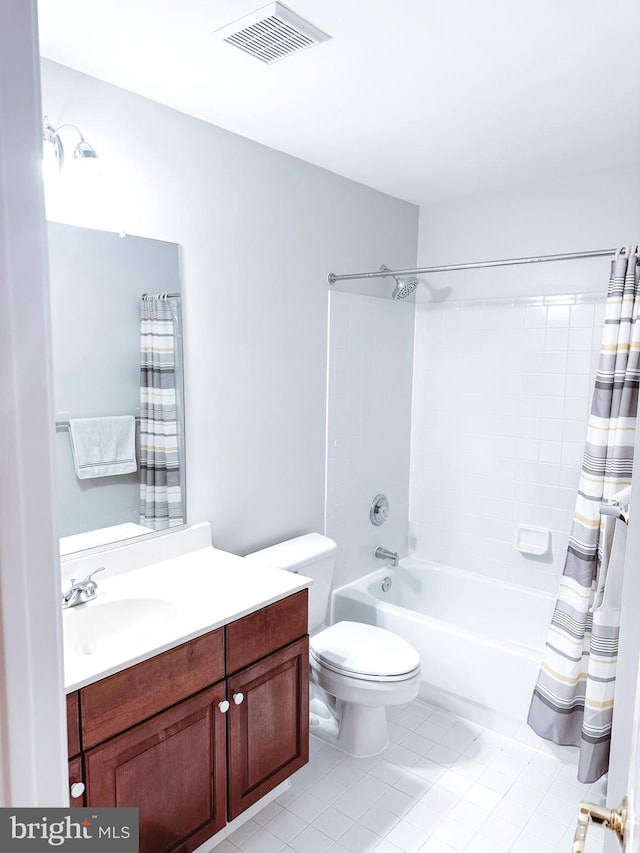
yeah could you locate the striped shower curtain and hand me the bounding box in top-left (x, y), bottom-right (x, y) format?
top-left (139, 295), bottom-right (184, 529)
top-left (528, 249), bottom-right (640, 782)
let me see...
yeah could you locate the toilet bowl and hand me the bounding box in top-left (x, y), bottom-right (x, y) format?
top-left (309, 620), bottom-right (420, 755)
top-left (244, 533), bottom-right (421, 757)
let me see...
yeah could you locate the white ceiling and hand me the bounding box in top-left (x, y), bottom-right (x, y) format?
top-left (37, 0), bottom-right (640, 206)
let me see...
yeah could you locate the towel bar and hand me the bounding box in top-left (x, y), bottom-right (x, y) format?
top-left (599, 498), bottom-right (630, 524)
top-left (55, 416), bottom-right (141, 432)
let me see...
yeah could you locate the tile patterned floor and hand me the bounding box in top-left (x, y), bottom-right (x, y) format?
top-left (221, 700), bottom-right (606, 853)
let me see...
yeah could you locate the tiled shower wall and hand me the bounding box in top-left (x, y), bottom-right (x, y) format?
top-left (326, 291), bottom-right (414, 591)
top-left (409, 294), bottom-right (605, 593)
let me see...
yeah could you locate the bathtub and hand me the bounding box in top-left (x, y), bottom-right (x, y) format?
top-left (331, 558), bottom-right (556, 733)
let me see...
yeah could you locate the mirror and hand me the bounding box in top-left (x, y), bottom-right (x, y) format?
top-left (47, 222), bottom-right (185, 556)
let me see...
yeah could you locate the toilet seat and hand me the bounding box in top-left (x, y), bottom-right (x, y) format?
top-left (310, 621), bottom-right (420, 683)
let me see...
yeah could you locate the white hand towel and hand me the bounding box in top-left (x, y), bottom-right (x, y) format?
top-left (594, 485), bottom-right (631, 611)
top-left (69, 416), bottom-right (137, 480)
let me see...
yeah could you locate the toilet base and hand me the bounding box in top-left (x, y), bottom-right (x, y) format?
top-left (309, 686), bottom-right (390, 757)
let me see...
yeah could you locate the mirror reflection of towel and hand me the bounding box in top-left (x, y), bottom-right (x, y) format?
top-left (68, 416), bottom-right (137, 480)
top-left (594, 485), bottom-right (631, 611)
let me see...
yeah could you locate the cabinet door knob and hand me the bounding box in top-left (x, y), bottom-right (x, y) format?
top-left (218, 700), bottom-right (230, 713)
top-left (70, 782), bottom-right (85, 798)
top-left (233, 692), bottom-right (244, 705)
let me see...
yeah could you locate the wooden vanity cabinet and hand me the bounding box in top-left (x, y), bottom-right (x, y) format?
top-left (66, 692), bottom-right (85, 808)
top-left (86, 683), bottom-right (227, 853)
top-left (67, 590), bottom-right (309, 853)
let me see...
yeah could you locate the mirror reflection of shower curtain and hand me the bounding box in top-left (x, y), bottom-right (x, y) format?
top-left (528, 248), bottom-right (639, 783)
top-left (139, 295), bottom-right (184, 529)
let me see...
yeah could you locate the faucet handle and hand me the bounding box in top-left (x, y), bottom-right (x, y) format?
top-left (61, 579), bottom-right (76, 602)
top-left (82, 567), bottom-right (106, 583)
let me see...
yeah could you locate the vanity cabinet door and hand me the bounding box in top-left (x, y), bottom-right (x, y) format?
top-left (68, 757), bottom-right (85, 808)
top-left (227, 636), bottom-right (309, 820)
top-left (85, 683), bottom-right (227, 853)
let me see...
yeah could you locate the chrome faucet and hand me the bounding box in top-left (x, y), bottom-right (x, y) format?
top-left (374, 546), bottom-right (399, 567)
top-left (62, 567), bottom-right (106, 609)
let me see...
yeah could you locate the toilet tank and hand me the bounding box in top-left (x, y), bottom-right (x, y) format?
top-left (244, 533), bottom-right (337, 631)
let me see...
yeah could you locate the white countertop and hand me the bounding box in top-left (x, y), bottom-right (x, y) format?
top-left (63, 544), bottom-right (311, 692)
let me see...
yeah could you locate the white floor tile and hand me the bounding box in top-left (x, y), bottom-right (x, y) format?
top-left (235, 698), bottom-right (602, 853)
top-left (447, 800), bottom-right (490, 832)
top-left (226, 819), bottom-right (260, 846)
top-left (492, 796), bottom-right (535, 829)
top-left (510, 829), bottom-right (556, 853)
top-left (338, 823), bottom-right (381, 853)
top-left (359, 803), bottom-right (400, 836)
top-left (428, 742), bottom-right (467, 767)
top-left (369, 759), bottom-right (406, 786)
top-left (433, 817), bottom-right (477, 851)
top-left (393, 770), bottom-right (431, 799)
top-left (408, 758), bottom-right (446, 785)
top-left (373, 841), bottom-right (406, 853)
top-left (438, 769), bottom-right (474, 796)
top-left (310, 806), bottom-right (354, 841)
top-left (286, 791), bottom-right (328, 823)
top-left (381, 788), bottom-right (417, 818)
top-left (537, 792), bottom-right (580, 824)
top-left (288, 825), bottom-right (334, 853)
top-left (253, 800), bottom-right (284, 826)
top-left (333, 785), bottom-right (385, 821)
top-left (386, 744), bottom-right (423, 769)
top-left (385, 817), bottom-right (432, 852)
top-left (402, 801), bottom-right (443, 833)
top-left (400, 731), bottom-right (437, 756)
top-left (417, 840), bottom-right (458, 853)
top-left (464, 836), bottom-right (511, 853)
top-left (478, 766), bottom-right (518, 795)
top-left (419, 784), bottom-right (459, 814)
top-left (524, 811), bottom-right (569, 846)
top-left (464, 782), bottom-right (503, 811)
top-left (477, 814), bottom-right (522, 846)
top-left (236, 829), bottom-right (285, 853)
top-left (264, 809), bottom-right (308, 843)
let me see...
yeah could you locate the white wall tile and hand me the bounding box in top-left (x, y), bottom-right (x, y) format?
top-left (409, 294), bottom-right (605, 592)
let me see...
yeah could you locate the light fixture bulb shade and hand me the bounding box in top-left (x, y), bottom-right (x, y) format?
top-left (73, 141), bottom-right (98, 159)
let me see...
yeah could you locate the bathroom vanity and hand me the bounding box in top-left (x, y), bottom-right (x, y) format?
top-left (62, 524), bottom-right (311, 853)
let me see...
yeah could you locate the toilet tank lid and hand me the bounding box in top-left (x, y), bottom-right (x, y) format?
top-left (244, 532), bottom-right (337, 571)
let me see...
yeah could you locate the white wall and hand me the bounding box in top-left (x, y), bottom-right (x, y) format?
top-left (410, 168), bottom-right (640, 590)
top-left (326, 291), bottom-right (414, 590)
top-left (0, 0), bottom-right (66, 806)
top-left (417, 168), bottom-right (640, 301)
top-left (41, 59), bottom-right (419, 556)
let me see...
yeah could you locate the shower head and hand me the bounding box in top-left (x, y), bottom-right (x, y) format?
top-left (391, 275), bottom-right (418, 300)
top-left (380, 265), bottom-right (418, 300)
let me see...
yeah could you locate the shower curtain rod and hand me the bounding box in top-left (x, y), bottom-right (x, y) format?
top-left (327, 248), bottom-right (618, 284)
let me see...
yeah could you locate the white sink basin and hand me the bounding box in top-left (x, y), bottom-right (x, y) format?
top-left (63, 597), bottom-right (179, 656)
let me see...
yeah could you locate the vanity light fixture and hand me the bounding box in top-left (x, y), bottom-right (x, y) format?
top-left (42, 114), bottom-right (98, 172)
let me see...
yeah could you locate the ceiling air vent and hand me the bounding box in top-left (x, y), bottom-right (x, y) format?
top-left (214, 2), bottom-right (331, 64)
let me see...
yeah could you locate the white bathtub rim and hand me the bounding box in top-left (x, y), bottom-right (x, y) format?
top-left (393, 556), bottom-right (556, 604)
top-left (332, 563), bottom-right (553, 658)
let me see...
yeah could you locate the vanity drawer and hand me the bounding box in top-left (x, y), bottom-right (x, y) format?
top-left (80, 627), bottom-right (225, 749)
top-left (226, 590), bottom-right (308, 674)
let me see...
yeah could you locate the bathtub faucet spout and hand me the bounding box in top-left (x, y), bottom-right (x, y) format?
top-left (375, 546), bottom-right (399, 567)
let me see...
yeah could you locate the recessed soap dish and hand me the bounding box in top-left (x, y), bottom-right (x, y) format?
top-left (513, 524), bottom-right (550, 556)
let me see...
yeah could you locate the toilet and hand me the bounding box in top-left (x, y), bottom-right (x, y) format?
top-left (244, 533), bottom-right (421, 756)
